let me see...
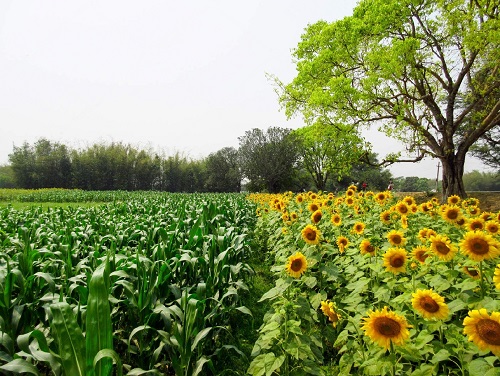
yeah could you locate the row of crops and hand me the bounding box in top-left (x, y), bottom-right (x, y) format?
top-left (246, 189), bottom-right (500, 375)
top-left (0, 192), bottom-right (258, 375)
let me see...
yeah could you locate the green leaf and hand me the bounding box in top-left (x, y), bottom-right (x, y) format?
top-left (191, 327), bottom-right (212, 352)
top-left (86, 262), bottom-right (114, 376)
top-left (431, 348), bottom-right (450, 364)
top-left (468, 358), bottom-right (496, 376)
top-left (0, 358), bottom-right (40, 375)
top-left (50, 302), bottom-right (86, 376)
top-left (93, 348), bottom-right (123, 376)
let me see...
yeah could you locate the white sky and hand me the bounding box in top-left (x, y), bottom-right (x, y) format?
top-left (0, 0), bottom-right (491, 179)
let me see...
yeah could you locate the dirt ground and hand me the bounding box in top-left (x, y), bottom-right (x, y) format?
top-left (395, 191), bottom-right (500, 213)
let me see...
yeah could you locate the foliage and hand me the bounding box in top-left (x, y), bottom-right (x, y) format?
top-left (0, 165), bottom-right (16, 189)
top-left (292, 122), bottom-right (367, 191)
top-left (337, 153), bottom-right (394, 192)
top-left (275, 0), bottom-right (500, 199)
top-left (470, 127), bottom-right (500, 172)
top-left (238, 127), bottom-right (300, 193)
top-left (204, 147), bottom-right (241, 192)
top-left (463, 170), bottom-right (500, 192)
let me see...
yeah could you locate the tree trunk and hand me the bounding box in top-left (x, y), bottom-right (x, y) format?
top-left (440, 154), bottom-right (467, 202)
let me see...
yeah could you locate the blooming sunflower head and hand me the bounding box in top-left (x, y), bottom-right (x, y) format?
top-left (285, 252), bottom-right (308, 278)
top-left (353, 222), bottom-right (365, 235)
top-left (447, 195), bottom-right (461, 206)
top-left (441, 205), bottom-right (462, 223)
top-left (429, 234), bottom-right (457, 261)
top-left (360, 239), bottom-right (376, 256)
top-left (383, 247), bottom-right (407, 274)
top-left (411, 289), bottom-right (449, 320)
top-left (419, 202), bottom-right (432, 213)
top-left (311, 209), bottom-right (323, 224)
top-left (296, 194), bottom-right (304, 204)
top-left (403, 196), bottom-right (416, 206)
top-left (345, 197), bottom-right (355, 206)
top-left (395, 201), bottom-right (410, 215)
top-left (467, 205), bottom-right (481, 216)
top-left (337, 236), bottom-right (349, 253)
top-left (290, 212), bottom-right (298, 221)
top-left (308, 202), bottom-right (320, 212)
top-left (321, 300), bottom-right (341, 328)
top-left (467, 217), bottom-right (485, 231)
top-left (380, 210), bottom-right (392, 225)
top-left (485, 220), bottom-right (500, 235)
top-left (463, 309), bottom-right (500, 357)
top-left (411, 245), bottom-right (430, 264)
top-left (375, 192), bottom-right (387, 204)
top-left (301, 224), bottom-right (320, 245)
top-left (459, 230), bottom-right (500, 262)
top-left (331, 213), bottom-right (342, 226)
top-left (361, 306), bottom-right (411, 349)
top-left (387, 229), bottom-right (406, 247)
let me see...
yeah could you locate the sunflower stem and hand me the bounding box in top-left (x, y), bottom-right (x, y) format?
top-left (389, 340), bottom-right (396, 376)
top-left (479, 261), bottom-right (485, 300)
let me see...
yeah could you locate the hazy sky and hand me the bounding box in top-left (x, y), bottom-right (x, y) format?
top-left (0, 1), bottom-right (491, 179)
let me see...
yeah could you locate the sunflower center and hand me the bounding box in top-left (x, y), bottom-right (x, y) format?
top-left (470, 239), bottom-right (489, 255)
top-left (435, 242), bottom-right (450, 255)
top-left (471, 222), bottom-right (483, 230)
top-left (476, 319), bottom-right (500, 346)
top-left (399, 207), bottom-right (408, 214)
top-left (416, 251), bottom-right (428, 262)
top-left (340, 239), bottom-right (348, 246)
top-left (290, 259), bottom-right (303, 272)
top-left (366, 245), bottom-right (375, 253)
top-left (447, 210), bottom-right (459, 220)
top-left (420, 297), bottom-right (440, 313)
top-left (374, 317), bottom-right (401, 337)
top-left (391, 235), bottom-right (402, 245)
top-left (390, 256), bottom-right (404, 268)
top-left (306, 231), bottom-right (316, 241)
top-left (313, 214), bottom-right (322, 222)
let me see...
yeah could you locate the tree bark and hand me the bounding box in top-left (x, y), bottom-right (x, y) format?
top-left (440, 154), bottom-right (467, 202)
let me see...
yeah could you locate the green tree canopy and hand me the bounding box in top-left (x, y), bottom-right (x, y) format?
top-left (275, 0), bottom-right (499, 199)
top-left (238, 127), bottom-right (299, 193)
top-left (205, 147), bottom-right (241, 192)
top-left (292, 122), bottom-right (366, 191)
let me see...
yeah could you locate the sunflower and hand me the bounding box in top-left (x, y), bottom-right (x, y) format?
top-left (387, 229), bottom-right (407, 247)
top-left (337, 236), bottom-right (349, 253)
top-left (380, 210), bottom-right (392, 225)
top-left (360, 239), bottom-right (376, 256)
top-left (403, 196), bottom-right (416, 206)
top-left (494, 264), bottom-right (500, 290)
top-left (462, 197), bottom-right (480, 208)
top-left (311, 209), bottom-right (323, 224)
top-left (296, 194), bottom-right (304, 204)
top-left (290, 212), bottom-right (298, 221)
top-left (301, 224), bottom-right (321, 245)
top-left (308, 202), bottom-right (320, 212)
top-left (331, 213), bottom-right (342, 226)
top-left (353, 222), bottom-right (365, 235)
top-left (459, 231), bottom-right (500, 262)
top-left (467, 206), bottom-right (481, 216)
top-left (481, 212), bottom-right (494, 222)
top-left (419, 202), bottom-right (432, 213)
top-left (345, 197), bottom-right (355, 206)
top-left (346, 187), bottom-right (356, 195)
top-left (485, 220), bottom-right (500, 235)
top-left (429, 234), bottom-right (457, 261)
top-left (447, 195), bottom-right (461, 206)
top-left (361, 306), bottom-right (411, 349)
top-left (441, 205), bottom-right (462, 223)
top-left (401, 215), bottom-right (408, 229)
top-left (463, 309), bottom-right (500, 356)
top-left (285, 252), bottom-right (308, 278)
top-left (383, 248), bottom-right (407, 274)
top-left (455, 216), bottom-right (466, 227)
top-left (411, 245), bottom-right (430, 264)
top-left (463, 265), bottom-right (481, 279)
top-left (309, 192), bottom-right (318, 201)
top-left (467, 217), bottom-right (485, 231)
top-left (375, 192), bottom-right (387, 203)
top-left (395, 201), bottom-right (410, 215)
top-left (411, 289), bottom-right (449, 320)
top-left (281, 212), bottom-right (290, 222)
top-left (321, 300), bottom-right (341, 328)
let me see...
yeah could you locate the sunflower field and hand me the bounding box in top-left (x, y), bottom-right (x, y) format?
top-left (247, 188), bottom-right (500, 375)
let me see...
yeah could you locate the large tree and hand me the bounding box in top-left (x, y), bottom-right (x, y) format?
top-left (205, 147), bottom-right (241, 192)
top-left (238, 127), bottom-right (299, 192)
top-left (275, 0), bottom-right (499, 199)
top-left (292, 122), bottom-right (366, 191)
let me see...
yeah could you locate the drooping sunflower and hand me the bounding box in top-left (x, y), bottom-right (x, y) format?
top-left (311, 209), bottom-right (322, 224)
top-left (429, 234), bottom-right (457, 261)
top-left (441, 205), bottom-right (462, 223)
top-left (387, 229), bottom-right (407, 247)
top-left (463, 265), bottom-right (481, 279)
top-left (467, 205), bottom-right (481, 216)
top-left (485, 220), bottom-right (500, 235)
top-left (321, 300), bottom-right (341, 328)
top-left (285, 252), bottom-right (308, 278)
top-left (353, 222), bottom-right (365, 235)
top-left (331, 213), bottom-right (342, 226)
top-left (494, 264), bottom-right (500, 290)
top-left (459, 231), bottom-right (500, 262)
top-left (463, 309), bottom-right (500, 356)
top-left (411, 289), bottom-right (449, 320)
top-left (411, 245), bottom-right (430, 264)
top-left (361, 306), bottom-right (411, 349)
top-left (447, 195), bottom-right (461, 206)
top-left (337, 236), bottom-right (349, 253)
top-left (462, 197), bottom-right (480, 208)
top-left (360, 239), bottom-right (376, 256)
top-left (481, 212), bottom-right (494, 222)
top-left (383, 247), bottom-right (407, 274)
top-left (301, 224), bottom-right (320, 245)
